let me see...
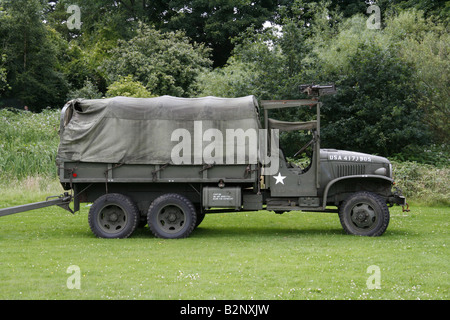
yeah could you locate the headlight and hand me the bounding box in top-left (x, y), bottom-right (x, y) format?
top-left (374, 167), bottom-right (387, 176)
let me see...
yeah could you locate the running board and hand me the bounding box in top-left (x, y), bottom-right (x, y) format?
top-left (267, 206), bottom-right (339, 213)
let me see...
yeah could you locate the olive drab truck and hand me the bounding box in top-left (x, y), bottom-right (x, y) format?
top-left (0, 85), bottom-right (408, 238)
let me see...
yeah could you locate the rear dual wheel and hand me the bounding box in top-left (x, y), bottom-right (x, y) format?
top-left (88, 193), bottom-right (198, 239)
top-left (88, 193), bottom-right (139, 239)
top-left (147, 193), bottom-right (197, 239)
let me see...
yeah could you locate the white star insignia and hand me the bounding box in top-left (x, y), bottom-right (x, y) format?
top-left (273, 172), bottom-right (286, 185)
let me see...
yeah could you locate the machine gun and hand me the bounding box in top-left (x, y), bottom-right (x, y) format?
top-left (299, 84), bottom-right (336, 97)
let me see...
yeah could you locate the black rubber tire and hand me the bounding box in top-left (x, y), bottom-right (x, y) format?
top-left (339, 191), bottom-right (390, 237)
top-left (147, 193), bottom-right (197, 239)
top-left (88, 193), bottom-right (139, 239)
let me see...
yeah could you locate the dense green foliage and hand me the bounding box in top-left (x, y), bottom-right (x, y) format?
top-left (0, 0), bottom-right (69, 109)
top-left (101, 24), bottom-right (211, 97)
top-left (0, 0), bottom-right (448, 164)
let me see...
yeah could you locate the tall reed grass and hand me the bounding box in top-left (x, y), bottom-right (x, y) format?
top-left (0, 108), bottom-right (60, 181)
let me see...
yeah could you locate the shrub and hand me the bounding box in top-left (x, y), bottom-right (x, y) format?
top-left (67, 79), bottom-right (103, 100)
top-left (106, 75), bottom-right (154, 98)
top-left (391, 160), bottom-right (449, 205)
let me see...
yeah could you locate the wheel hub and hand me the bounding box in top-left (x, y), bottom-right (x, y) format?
top-left (355, 211), bottom-right (368, 222)
top-left (351, 203), bottom-right (376, 228)
top-left (98, 205), bottom-right (127, 233)
top-left (167, 211), bottom-right (178, 223)
top-left (157, 205), bottom-right (185, 232)
top-left (109, 212), bottom-right (119, 222)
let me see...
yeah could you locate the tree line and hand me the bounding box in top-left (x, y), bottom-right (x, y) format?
top-left (0, 0), bottom-right (448, 161)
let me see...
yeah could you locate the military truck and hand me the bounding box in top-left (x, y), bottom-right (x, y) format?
top-left (0, 86), bottom-right (407, 238)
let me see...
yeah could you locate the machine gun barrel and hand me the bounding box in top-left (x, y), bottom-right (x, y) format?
top-left (299, 84), bottom-right (336, 96)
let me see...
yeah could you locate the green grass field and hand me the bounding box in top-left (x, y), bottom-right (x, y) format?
top-left (0, 181), bottom-right (448, 300)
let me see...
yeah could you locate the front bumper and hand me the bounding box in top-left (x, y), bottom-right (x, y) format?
top-left (388, 187), bottom-right (410, 212)
top-left (389, 194), bottom-right (407, 206)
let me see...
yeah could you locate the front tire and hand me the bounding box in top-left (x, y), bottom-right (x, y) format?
top-left (88, 193), bottom-right (139, 239)
top-left (339, 192), bottom-right (390, 237)
top-left (147, 193), bottom-right (197, 239)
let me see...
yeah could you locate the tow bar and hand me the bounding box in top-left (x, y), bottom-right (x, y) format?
top-left (0, 193), bottom-right (73, 217)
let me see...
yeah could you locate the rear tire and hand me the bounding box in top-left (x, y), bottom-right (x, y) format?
top-left (88, 193), bottom-right (139, 239)
top-left (339, 192), bottom-right (390, 237)
top-left (147, 193), bottom-right (197, 239)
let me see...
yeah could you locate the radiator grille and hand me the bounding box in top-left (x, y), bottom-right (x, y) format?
top-left (336, 164), bottom-right (366, 177)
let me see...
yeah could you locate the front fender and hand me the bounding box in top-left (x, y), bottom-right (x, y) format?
top-left (321, 175), bottom-right (394, 210)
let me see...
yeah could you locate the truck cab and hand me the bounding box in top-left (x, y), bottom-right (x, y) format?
top-left (260, 92), bottom-right (406, 236)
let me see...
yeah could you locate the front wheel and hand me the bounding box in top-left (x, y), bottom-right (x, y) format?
top-left (339, 192), bottom-right (390, 237)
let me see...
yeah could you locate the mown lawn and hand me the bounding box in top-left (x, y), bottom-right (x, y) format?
top-left (0, 184), bottom-right (448, 300)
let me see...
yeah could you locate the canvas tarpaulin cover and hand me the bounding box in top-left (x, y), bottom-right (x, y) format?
top-left (57, 95), bottom-right (261, 165)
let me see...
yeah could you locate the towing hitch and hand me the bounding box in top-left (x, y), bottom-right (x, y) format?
top-left (0, 192), bottom-right (73, 218)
